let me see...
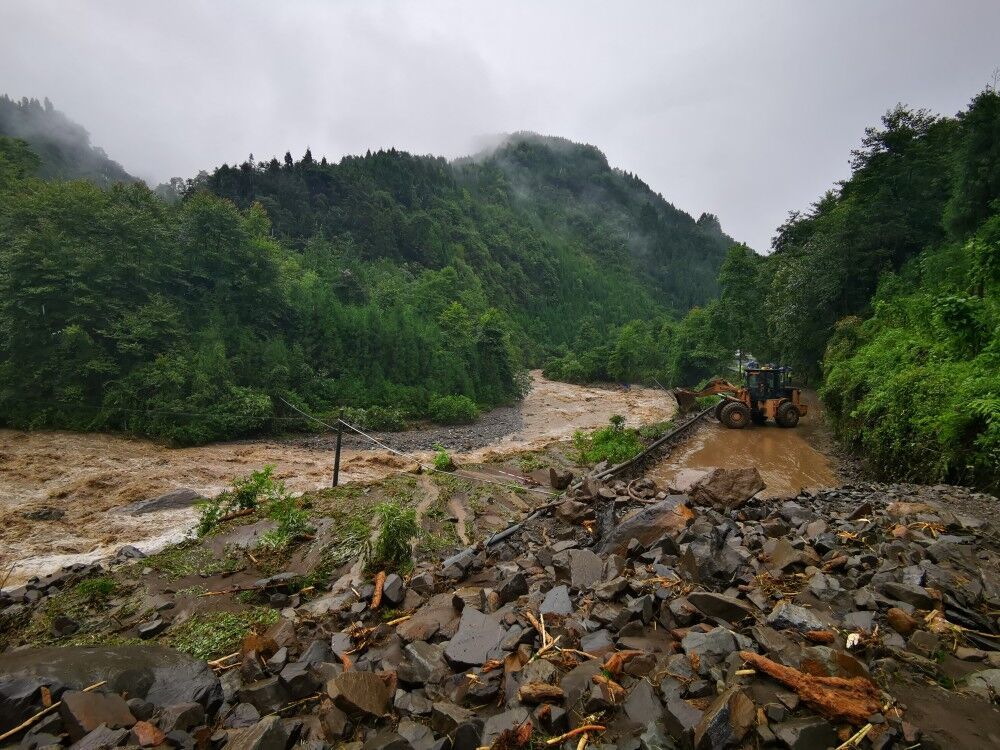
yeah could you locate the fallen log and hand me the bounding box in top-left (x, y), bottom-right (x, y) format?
top-left (739, 651), bottom-right (882, 725)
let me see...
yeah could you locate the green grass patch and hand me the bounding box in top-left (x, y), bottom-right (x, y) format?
top-left (75, 577), bottom-right (117, 602)
top-left (145, 541), bottom-right (244, 580)
top-left (170, 608), bottom-right (279, 660)
top-left (572, 416), bottom-right (644, 465)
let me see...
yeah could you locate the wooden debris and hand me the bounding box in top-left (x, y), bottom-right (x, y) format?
top-left (371, 570), bottom-right (387, 610)
top-left (739, 651), bottom-right (881, 725)
top-left (603, 649), bottom-right (644, 676)
top-left (517, 682), bottom-right (566, 704)
top-left (544, 726), bottom-right (606, 745)
top-left (805, 629), bottom-right (837, 644)
top-left (592, 673), bottom-right (626, 703)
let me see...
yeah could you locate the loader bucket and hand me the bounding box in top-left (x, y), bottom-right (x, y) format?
top-left (672, 388), bottom-right (699, 414)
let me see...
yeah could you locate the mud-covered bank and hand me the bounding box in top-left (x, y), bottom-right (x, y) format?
top-left (0, 373), bottom-right (674, 587)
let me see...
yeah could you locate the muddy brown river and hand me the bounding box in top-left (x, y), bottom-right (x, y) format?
top-left (0, 372), bottom-right (675, 587)
top-left (647, 392), bottom-right (841, 497)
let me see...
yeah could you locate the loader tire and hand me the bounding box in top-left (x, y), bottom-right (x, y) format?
top-left (714, 401), bottom-right (727, 422)
top-left (776, 401), bottom-right (800, 428)
top-left (720, 401), bottom-right (751, 429)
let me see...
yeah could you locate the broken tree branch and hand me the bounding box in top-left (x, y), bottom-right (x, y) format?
top-left (739, 651), bottom-right (881, 725)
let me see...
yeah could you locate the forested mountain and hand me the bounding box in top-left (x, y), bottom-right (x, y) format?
top-left (0, 106), bottom-right (733, 444)
top-left (0, 96), bottom-right (135, 186)
top-left (202, 132), bottom-right (732, 355)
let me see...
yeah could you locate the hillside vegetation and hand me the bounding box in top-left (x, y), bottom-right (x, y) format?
top-left (685, 89), bottom-right (998, 490)
top-left (0, 116), bottom-right (731, 443)
top-left (0, 96), bottom-right (135, 186)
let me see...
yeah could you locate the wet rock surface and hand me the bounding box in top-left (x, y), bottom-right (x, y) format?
top-left (2, 476), bottom-right (1000, 750)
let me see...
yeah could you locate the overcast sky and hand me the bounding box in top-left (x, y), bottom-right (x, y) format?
top-left (2, 1), bottom-right (998, 251)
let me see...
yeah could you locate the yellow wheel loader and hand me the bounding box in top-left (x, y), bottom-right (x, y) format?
top-left (672, 366), bottom-right (808, 429)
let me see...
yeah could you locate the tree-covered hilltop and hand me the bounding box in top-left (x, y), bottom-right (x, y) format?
top-left (0, 96), bottom-right (135, 187)
top-left (0, 111), bottom-right (734, 444)
top-left (201, 133), bottom-right (733, 359)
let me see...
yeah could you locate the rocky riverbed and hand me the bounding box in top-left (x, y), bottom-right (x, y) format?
top-left (2, 466), bottom-right (999, 749)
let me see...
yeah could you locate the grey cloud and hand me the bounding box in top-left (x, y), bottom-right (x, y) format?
top-left (1, 0), bottom-right (998, 250)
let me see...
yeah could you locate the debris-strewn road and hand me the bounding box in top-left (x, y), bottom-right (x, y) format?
top-left (0, 372), bottom-right (674, 587)
top-left (2, 468), bottom-right (999, 749)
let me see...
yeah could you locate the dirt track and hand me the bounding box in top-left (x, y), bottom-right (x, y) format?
top-left (0, 372), bottom-right (674, 587)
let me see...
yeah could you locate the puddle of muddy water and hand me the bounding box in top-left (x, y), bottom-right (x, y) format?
top-left (647, 393), bottom-right (840, 498)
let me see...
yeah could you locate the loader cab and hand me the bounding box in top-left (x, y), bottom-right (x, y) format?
top-left (744, 366), bottom-right (790, 402)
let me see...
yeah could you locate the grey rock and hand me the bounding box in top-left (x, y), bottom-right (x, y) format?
top-left (771, 717), bottom-right (839, 749)
top-left (539, 585), bottom-right (573, 616)
top-left (444, 608), bottom-right (506, 668)
top-left (398, 642), bottom-right (450, 685)
top-left (692, 687), bottom-right (754, 750)
top-left (158, 702), bottom-right (205, 733)
top-left (686, 592), bottom-right (754, 623)
top-left (238, 677), bottom-right (290, 715)
top-left (137, 618), bottom-right (167, 639)
top-left (663, 697), bottom-right (703, 739)
top-left (279, 661), bottom-right (319, 699)
top-left (0, 646), bottom-right (223, 714)
top-left (382, 574), bottom-right (405, 606)
top-left (765, 602), bottom-right (827, 633)
top-left (496, 572), bottom-right (528, 604)
top-left (879, 582), bottom-right (936, 610)
top-left (326, 671), bottom-right (391, 719)
top-left (553, 548), bottom-right (604, 590)
top-left (481, 708), bottom-right (532, 748)
top-left (224, 703), bottom-right (262, 729)
top-left (429, 702), bottom-right (474, 734)
top-left (59, 690), bottom-right (135, 741)
top-left (227, 715), bottom-right (289, 750)
top-left (68, 725), bottom-right (130, 750)
top-left (599, 497), bottom-right (693, 556)
top-left (624, 680), bottom-right (664, 726)
top-left (123, 488), bottom-right (202, 516)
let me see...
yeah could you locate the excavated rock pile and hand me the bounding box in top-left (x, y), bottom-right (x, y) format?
top-left (3, 472), bottom-right (1000, 750)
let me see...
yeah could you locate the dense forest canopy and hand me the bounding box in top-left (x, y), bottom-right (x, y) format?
top-left (0, 106), bottom-right (733, 444)
top-left (0, 96), bottom-right (135, 186)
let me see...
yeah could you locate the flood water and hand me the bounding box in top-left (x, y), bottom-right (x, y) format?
top-left (647, 392), bottom-right (841, 498)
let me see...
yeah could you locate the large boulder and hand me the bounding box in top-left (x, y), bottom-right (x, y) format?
top-left (121, 488), bottom-right (202, 515)
top-left (0, 645), bottom-right (223, 725)
top-left (689, 468), bottom-right (765, 510)
top-left (598, 496), bottom-right (695, 555)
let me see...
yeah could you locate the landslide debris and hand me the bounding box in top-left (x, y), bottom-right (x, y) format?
top-left (2, 472), bottom-right (1000, 749)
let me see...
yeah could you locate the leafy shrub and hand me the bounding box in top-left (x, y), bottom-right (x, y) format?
top-left (638, 420), bottom-right (674, 441)
top-left (432, 444), bottom-right (455, 472)
top-left (197, 465), bottom-right (296, 537)
top-left (259, 494), bottom-right (314, 551)
top-left (428, 395), bottom-right (479, 425)
top-left (573, 416), bottom-right (644, 465)
top-left (366, 502), bottom-right (420, 572)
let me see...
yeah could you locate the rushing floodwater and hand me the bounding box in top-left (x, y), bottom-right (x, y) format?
top-left (647, 392), bottom-right (841, 498)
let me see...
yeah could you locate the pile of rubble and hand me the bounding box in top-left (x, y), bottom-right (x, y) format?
top-left (3, 470), bottom-right (1000, 749)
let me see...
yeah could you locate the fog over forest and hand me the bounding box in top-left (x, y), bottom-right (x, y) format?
top-left (3, 0), bottom-right (998, 249)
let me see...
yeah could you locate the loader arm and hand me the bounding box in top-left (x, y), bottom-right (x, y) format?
top-left (671, 378), bottom-right (741, 413)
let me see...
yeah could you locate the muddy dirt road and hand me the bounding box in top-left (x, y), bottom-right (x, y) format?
top-left (647, 391), bottom-right (841, 497)
top-left (0, 372), bottom-right (673, 587)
